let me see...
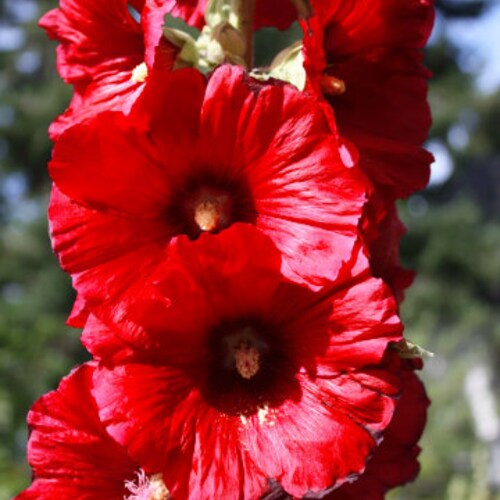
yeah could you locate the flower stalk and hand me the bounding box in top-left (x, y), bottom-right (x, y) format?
top-left (233, 0), bottom-right (255, 69)
top-left (22, 0), bottom-right (437, 498)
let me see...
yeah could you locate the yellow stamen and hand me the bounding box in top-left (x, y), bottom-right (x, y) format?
top-left (148, 474), bottom-right (170, 500)
top-left (194, 200), bottom-right (223, 232)
top-left (234, 342), bottom-right (260, 379)
top-left (131, 62), bottom-right (148, 83)
top-left (257, 406), bottom-right (270, 425)
top-left (192, 189), bottom-right (231, 232)
top-left (321, 75), bottom-right (346, 96)
top-left (125, 471), bottom-right (170, 500)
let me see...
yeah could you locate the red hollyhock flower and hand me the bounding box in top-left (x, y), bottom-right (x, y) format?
top-left (296, 0), bottom-right (434, 299)
top-left (15, 363), bottom-right (171, 500)
top-left (87, 224), bottom-right (403, 499)
top-left (302, 0), bottom-right (435, 200)
top-left (49, 64), bottom-right (367, 334)
top-left (39, 0), bottom-right (177, 140)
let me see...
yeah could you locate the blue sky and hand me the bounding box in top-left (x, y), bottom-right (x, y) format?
top-left (438, 1), bottom-right (500, 94)
top-left (425, 2), bottom-right (500, 187)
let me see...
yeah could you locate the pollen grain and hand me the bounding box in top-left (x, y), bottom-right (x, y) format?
top-left (234, 342), bottom-right (260, 379)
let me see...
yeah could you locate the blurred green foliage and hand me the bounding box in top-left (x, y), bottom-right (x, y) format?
top-left (0, 0), bottom-right (499, 498)
top-left (0, 1), bottom-right (88, 496)
top-left (391, 8), bottom-right (500, 499)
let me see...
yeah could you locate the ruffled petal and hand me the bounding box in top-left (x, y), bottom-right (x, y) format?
top-left (303, 0), bottom-right (434, 199)
top-left (49, 186), bottom-right (171, 339)
top-left (40, 0), bottom-right (178, 139)
top-left (16, 364), bottom-right (137, 499)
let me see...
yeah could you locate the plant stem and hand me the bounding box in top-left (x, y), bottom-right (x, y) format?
top-left (234, 0), bottom-right (254, 69)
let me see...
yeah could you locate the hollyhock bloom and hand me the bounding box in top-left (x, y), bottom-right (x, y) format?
top-left (87, 224), bottom-right (403, 499)
top-left (15, 363), bottom-right (171, 500)
top-left (302, 0), bottom-right (435, 200)
top-left (297, 0), bottom-right (435, 299)
top-left (49, 64), bottom-right (367, 334)
top-left (39, 0), bottom-right (177, 139)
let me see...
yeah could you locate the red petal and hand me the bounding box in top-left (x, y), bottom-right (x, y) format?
top-left (39, 0), bottom-right (144, 83)
top-left (303, 0), bottom-right (434, 198)
top-left (17, 364), bottom-right (137, 499)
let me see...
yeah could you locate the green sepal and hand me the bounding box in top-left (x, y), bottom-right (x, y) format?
top-left (392, 339), bottom-right (435, 359)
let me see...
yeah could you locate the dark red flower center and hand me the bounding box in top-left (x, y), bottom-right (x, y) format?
top-left (202, 317), bottom-right (301, 416)
top-left (167, 175), bottom-right (257, 239)
top-left (194, 289), bottom-right (330, 417)
top-left (221, 325), bottom-right (270, 379)
top-left (189, 186), bottom-right (233, 233)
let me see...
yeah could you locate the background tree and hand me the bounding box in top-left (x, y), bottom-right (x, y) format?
top-left (394, 2), bottom-right (500, 498)
top-left (0, 1), bottom-right (86, 497)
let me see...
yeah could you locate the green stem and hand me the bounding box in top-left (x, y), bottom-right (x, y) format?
top-left (234, 0), bottom-right (254, 69)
